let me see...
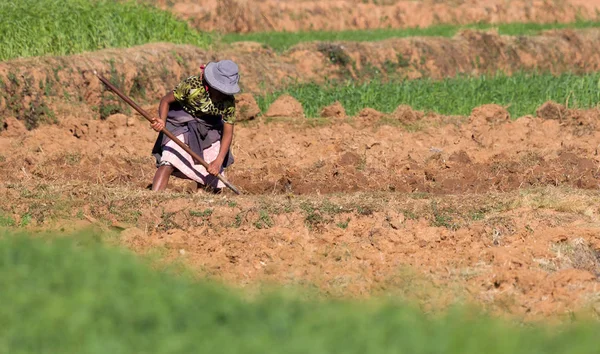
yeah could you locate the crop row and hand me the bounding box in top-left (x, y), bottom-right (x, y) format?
top-left (222, 20), bottom-right (600, 52)
top-left (257, 71), bottom-right (600, 118)
top-left (3, 0), bottom-right (600, 62)
top-left (0, 0), bottom-right (210, 61)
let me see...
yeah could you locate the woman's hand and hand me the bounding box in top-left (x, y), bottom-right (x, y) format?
top-left (207, 123), bottom-right (233, 176)
top-left (151, 119), bottom-right (165, 132)
top-left (207, 157), bottom-right (224, 176)
top-left (152, 92), bottom-right (176, 132)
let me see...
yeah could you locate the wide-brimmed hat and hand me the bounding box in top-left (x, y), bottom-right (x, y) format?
top-left (204, 60), bottom-right (240, 95)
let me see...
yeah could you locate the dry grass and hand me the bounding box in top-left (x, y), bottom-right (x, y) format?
top-left (2, 181), bottom-right (599, 234)
top-left (551, 238), bottom-right (600, 273)
top-left (377, 266), bottom-right (471, 313)
top-left (215, 0), bottom-right (270, 33)
top-left (534, 236), bottom-right (600, 274)
top-left (518, 187), bottom-right (600, 219)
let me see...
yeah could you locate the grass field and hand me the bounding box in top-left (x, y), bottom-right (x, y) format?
top-left (0, 229), bottom-right (598, 354)
top-left (222, 20), bottom-right (600, 51)
top-left (0, 0), bottom-right (210, 61)
top-left (257, 71), bottom-right (600, 118)
top-left (3, 1), bottom-right (600, 62)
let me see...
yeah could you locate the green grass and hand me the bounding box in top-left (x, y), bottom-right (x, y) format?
top-left (257, 71), bottom-right (600, 118)
top-left (1, 229), bottom-right (599, 353)
top-left (0, 0), bottom-right (211, 61)
top-left (222, 20), bottom-right (600, 52)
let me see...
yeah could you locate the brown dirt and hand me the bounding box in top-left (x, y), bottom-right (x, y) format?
top-left (470, 104), bottom-right (511, 124)
top-left (264, 94), bottom-right (304, 118)
top-left (4, 29), bottom-right (600, 126)
top-left (359, 108), bottom-right (387, 122)
top-left (320, 101), bottom-right (346, 119)
top-left (2, 101), bottom-right (598, 196)
top-left (235, 93), bottom-right (261, 121)
top-left (390, 105), bottom-right (424, 124)
top-left (1, 98), bottom-right (600, 320)
top-left (536, 101), bottom-right (569, 121)
top-left (12, 100), bottom-right (597, 197)
top-left (126, 200), bottom-right (599, 321)
top-left (147, 0), bottom-right (600, 33)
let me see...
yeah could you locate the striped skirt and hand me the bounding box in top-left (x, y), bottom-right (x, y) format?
top-left (159, 134), bottom-right (226, 189)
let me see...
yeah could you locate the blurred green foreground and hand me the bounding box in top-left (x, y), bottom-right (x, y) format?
top-left (0, 229), bottom-right (597, 354)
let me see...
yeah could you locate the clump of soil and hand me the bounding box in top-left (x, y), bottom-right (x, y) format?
top-left (320, 101), bottom-right (346, 119)
top-left (265, 95), bottom-right (304, 118)
top-left (567, 108), bottom-right (600, 132)
top-left (470, 104), bottom-right (510, 124)
top-left (532, 101), bottom-right (599, 134)
top-left (235, 93), bottom-right (261, 121)
top-left (536, 101), bottom-right (568, 120)
top-left (1, 117), bottom-right (27, 137)
top-left (338, 151), bottom-right (362, 167)
top-left (448, 150), bottom-right (473, 164)
top-left (357, 107), bottom-right (384, 120)
top-left (552, 238), bottom-right (600, 274)
top-left (391, 105), bottom-right (424, 123)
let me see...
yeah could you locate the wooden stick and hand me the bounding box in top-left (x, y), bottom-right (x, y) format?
top-left (94, 71), bottom-right (241, 195)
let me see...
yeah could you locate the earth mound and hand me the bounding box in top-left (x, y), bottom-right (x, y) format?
top-left (265, 95), bottom-right (304, 118)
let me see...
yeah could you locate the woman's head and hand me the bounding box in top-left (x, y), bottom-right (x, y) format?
top-left (203, 60), bottom-right (240, 98)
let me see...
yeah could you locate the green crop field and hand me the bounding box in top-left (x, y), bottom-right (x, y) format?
top-left (257, 71), bottom-right (600, 118)
top-left (222, 21), bottom-right (600, 52)
top-left (0, 229), bottom-right (598, 354)
top-left (0, 0), bottom-right (211, 61)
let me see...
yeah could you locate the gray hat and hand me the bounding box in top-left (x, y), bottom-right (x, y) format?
top-left (204, 60), bottom-right (240, 95)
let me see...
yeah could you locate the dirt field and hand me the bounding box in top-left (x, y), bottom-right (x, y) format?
top-left (2, 11), bottom-right (600, 321)
top-left (147, 0), bottom-right (600, 33)
top-left (1, 95), bottom-right (599, 321)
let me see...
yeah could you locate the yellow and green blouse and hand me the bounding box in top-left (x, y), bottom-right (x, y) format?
top-left (173, 75), bottom-right (236, 124)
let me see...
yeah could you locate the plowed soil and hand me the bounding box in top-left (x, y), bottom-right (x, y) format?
top-left (1, 99), bottom-right (599, 321)
top-left (2, 101), bottom-right (600, 194)
top-left (149, 0), bottom-right (600, 33)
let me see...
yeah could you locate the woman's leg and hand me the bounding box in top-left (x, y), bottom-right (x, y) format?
top-left (152, 165), bottom-right (175, 191)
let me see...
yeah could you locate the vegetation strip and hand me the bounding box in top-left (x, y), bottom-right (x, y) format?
top-left (2, 182), bottom-right (599, 234)
top-left (222, 20), bottom-right (600, 52)
top-left (0, 229), bottom-right (598, 353)
top-left (257, 71), bottom-right (600, 118)
top-left (0, 0), bottom-right (211, 61)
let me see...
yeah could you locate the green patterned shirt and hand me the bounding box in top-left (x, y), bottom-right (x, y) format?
top-left (172, 75), bottom-right (236, 124)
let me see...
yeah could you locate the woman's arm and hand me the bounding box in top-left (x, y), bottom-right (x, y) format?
top-left (151, 92), bottom-right (176, 132)
top-left (207, 122), bottom-right (234, 175)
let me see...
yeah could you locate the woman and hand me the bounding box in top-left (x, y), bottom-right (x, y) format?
top-left (150, 59), bottom-right (240, 192)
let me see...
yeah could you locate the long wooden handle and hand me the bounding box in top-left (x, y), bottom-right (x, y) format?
top-left (94, 71), bottom-right (241, 195)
